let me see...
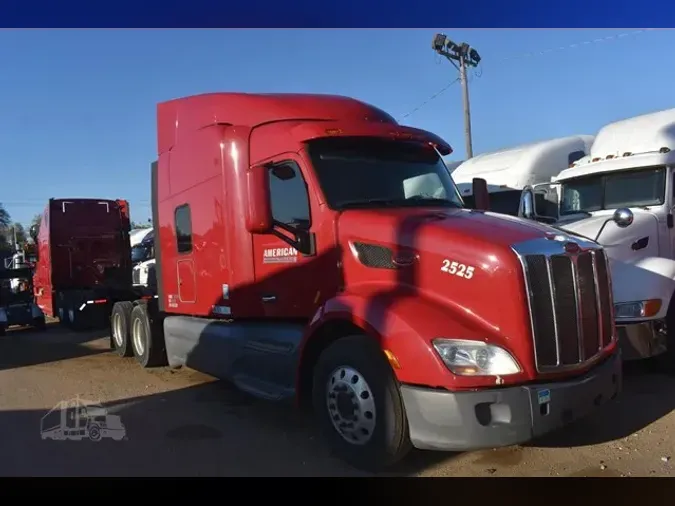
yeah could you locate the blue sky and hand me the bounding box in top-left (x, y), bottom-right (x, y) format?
top-left (0, 28), bottom-right (673, 226)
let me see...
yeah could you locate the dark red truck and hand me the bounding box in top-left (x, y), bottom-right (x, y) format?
top-left (32, 199), bottom-right (137, 328)
top-left (47, 93), bottom-right (621, 471)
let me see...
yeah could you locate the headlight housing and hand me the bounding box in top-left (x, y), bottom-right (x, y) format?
top-left (432, 338), bottom-right (521, 376)
top-left (614, 299), bottom-right (661, 320)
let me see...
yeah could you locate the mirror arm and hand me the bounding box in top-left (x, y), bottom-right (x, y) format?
top-left (270, 221), bottom-right (316, 256)
top-left (593, 219), bottom-right (612, 243)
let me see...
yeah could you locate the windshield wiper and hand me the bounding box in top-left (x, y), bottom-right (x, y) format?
top-left (405, 196), bottom-right (463, 207)
top-left (339, 196), bottom-right (462, 210)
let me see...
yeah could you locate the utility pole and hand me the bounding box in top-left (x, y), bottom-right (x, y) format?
top-left (432, 34), bottom-right (481, 159)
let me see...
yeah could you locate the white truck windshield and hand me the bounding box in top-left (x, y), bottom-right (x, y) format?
top-left (560, 166), bottom-right (666, 216)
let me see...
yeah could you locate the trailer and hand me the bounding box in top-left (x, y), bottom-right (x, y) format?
top-left (31, 198), bottom-right (139, 329)
top-left (453, 135), bottom-right (593, 215)
top-left (519, 108), bottom-right (675, 370)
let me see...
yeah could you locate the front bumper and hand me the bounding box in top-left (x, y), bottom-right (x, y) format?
top-left (400, 351), bottom-right (622, 452)
top-left (616, 320), bottom-right (667, 361)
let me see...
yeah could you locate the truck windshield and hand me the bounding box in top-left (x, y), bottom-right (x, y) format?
top-left (307, 137), bottom-right (463, 210)
top-left (131, 245), bottom-right (150, 263)
top-left (560, 166), bottom-right (666, 216)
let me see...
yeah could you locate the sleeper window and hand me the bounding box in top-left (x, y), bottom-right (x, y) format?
top-left (175, 204), bottom-right (193, 253)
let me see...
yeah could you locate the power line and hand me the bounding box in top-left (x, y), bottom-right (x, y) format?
top-left (399, 78), bottom-right (460, 121)
top-left (399, 29), bottom-right (657, 122)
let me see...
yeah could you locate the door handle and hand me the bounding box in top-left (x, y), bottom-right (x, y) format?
top-left (261, 295), bottom-right (277, 303)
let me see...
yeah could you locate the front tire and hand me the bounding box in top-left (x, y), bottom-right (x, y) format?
top-left (312, 335), bottom-right (412, 472)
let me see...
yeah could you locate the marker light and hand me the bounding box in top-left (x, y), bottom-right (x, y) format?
top-left (614, 299), bottom-right (662, 320)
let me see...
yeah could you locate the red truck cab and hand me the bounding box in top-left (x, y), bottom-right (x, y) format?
top-left (32, 198), bottom-right (133, 327)
top-left (111, 93), bottom-right (621, 470)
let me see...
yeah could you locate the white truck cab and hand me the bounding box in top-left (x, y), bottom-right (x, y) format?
top-left (130, 228), bottom-right (155, 291)
top-left (520, 108), bottom-right (675, 367)
top-left (452, 135), bottom-right (594, 215)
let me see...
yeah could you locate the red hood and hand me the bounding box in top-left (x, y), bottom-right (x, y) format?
top-left (337, 207), bottom-right (554, 349)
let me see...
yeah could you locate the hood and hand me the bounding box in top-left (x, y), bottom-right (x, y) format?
top-left (337, 207), bottom-right (557, 344)
top-left (558, 209), bottom-right (665, 306)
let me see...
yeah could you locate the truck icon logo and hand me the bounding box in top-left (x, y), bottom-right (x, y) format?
top-left (40, 396), bottom-right (127, 442)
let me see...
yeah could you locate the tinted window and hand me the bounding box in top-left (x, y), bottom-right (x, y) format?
top-left (307, 137), bottom-right (463, 210)
top-left (175, 205), bottom-right (192, 253)
top-left (568, 150), bottom-right (586, 165)
top-left (560, 166), bottom-right (665, 215)
top-left (269, 163), bottom-right (311, 229)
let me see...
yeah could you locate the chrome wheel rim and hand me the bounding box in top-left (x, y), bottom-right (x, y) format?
top-left (326, 366), bottom-right (376, 445)
top-left (132, 317), bottom-right (145, 356)
top-left (112, 313), bottom-right (123, 347)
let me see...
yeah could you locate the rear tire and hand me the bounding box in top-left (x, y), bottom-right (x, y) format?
top-left (311, 334), bottom-right (412, 472)
top-left (130, 304), bottom-right (166, 368)
top-left (58, 304), bottom-right (70, 327)
top-left (110, 301), bottom-right (134, 357)
top-left (33, 317), bottom-right (46, 331)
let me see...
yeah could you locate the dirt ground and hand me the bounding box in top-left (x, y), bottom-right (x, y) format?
top-left (0, 321), bottom-right (673, 477)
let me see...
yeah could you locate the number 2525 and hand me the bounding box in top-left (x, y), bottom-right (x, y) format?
top-left (440, 259), bottom-right (475, 279)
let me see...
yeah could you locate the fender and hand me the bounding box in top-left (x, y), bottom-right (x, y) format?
top-left (611, 256), bottom-right (675, 319)
top-left (299, 288), bottom-right (534, 392)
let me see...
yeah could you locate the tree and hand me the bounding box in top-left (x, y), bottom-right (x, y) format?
top-left (12, 223), bottom-right (27, 246)
top-left (30, 214), bottom-right (41, 241)
top-left (131, 219), bottom-right (152, 230)
top-left (0, 202), bottom-right (11, 248)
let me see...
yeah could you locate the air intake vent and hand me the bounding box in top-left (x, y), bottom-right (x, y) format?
top-left (352, 242), bottom-right (396, 269)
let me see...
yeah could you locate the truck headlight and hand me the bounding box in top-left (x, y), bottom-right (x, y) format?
top-left (614, 299), bottom-right (662, 320)
top-left (432, 338), bottom-right (521, 376)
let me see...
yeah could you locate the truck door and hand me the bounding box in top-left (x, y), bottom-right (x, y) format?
top-left (251, 154), bottom-right (335, 319)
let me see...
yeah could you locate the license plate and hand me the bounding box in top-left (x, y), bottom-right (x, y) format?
top-left (537, 389), bottom-right (551, 405)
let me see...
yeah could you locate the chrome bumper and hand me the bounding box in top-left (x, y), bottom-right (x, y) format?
top-left (616, 320), bottom-right (667, 360)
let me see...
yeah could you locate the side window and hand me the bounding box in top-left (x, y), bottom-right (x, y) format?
top-left (175, 204), bottom-right (192, 253)
top-left (568, 150), bottom-right (586, 166)
top-left (269, 163), bottom-right (311, 229)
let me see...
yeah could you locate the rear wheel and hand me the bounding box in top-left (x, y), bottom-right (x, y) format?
top-left (57, 305), bottom-right (70, 326)
top-left (312, 335), bottom-right (412, 472)
top-left (110, 301), bottom-right (134, 357)
top-left (130, 304), bottom-right (166, 368)
top-left (33, 317), bottom-right (46, 331)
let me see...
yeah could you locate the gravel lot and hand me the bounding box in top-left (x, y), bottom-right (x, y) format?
top-left (0, 321), bottom-right (673, 477)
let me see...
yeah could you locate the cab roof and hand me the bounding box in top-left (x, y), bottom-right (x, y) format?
top-left (157, 92), bottom-right (399, 155)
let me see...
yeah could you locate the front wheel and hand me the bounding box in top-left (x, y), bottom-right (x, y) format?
top-left (312, 335), bottom-right (412, 472)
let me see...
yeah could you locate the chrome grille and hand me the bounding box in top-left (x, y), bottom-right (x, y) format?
top-left (132, 269), bottom-right (141, 285)
top-left (516, 238), bottom-right (614, 372)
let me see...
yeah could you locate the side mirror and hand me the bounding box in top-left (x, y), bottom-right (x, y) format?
top-left (245, 165), bottom-right (273, 234)
top-left (594, 207), bottom-right (634, 242)
top-left (29, 224), bottom-right (38, 241)
top-left (520, 189), bottom-right (535, 219)
top-left (472, 177), bottom-right (490, 211)
top-left (613, 208), bottom-right (634, 228)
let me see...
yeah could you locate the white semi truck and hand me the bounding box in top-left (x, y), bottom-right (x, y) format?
top-left (520, 108), bottom-right (675, 368)
top-left (452, 135), bottom-right (594, 215)
top-left (130, 228), bottom-right (155, 291)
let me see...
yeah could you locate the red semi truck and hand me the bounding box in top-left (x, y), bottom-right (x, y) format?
top-left (31, 199), bottom-right (139, 328)
top-left (43, 93), bottom-right (621, 470)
